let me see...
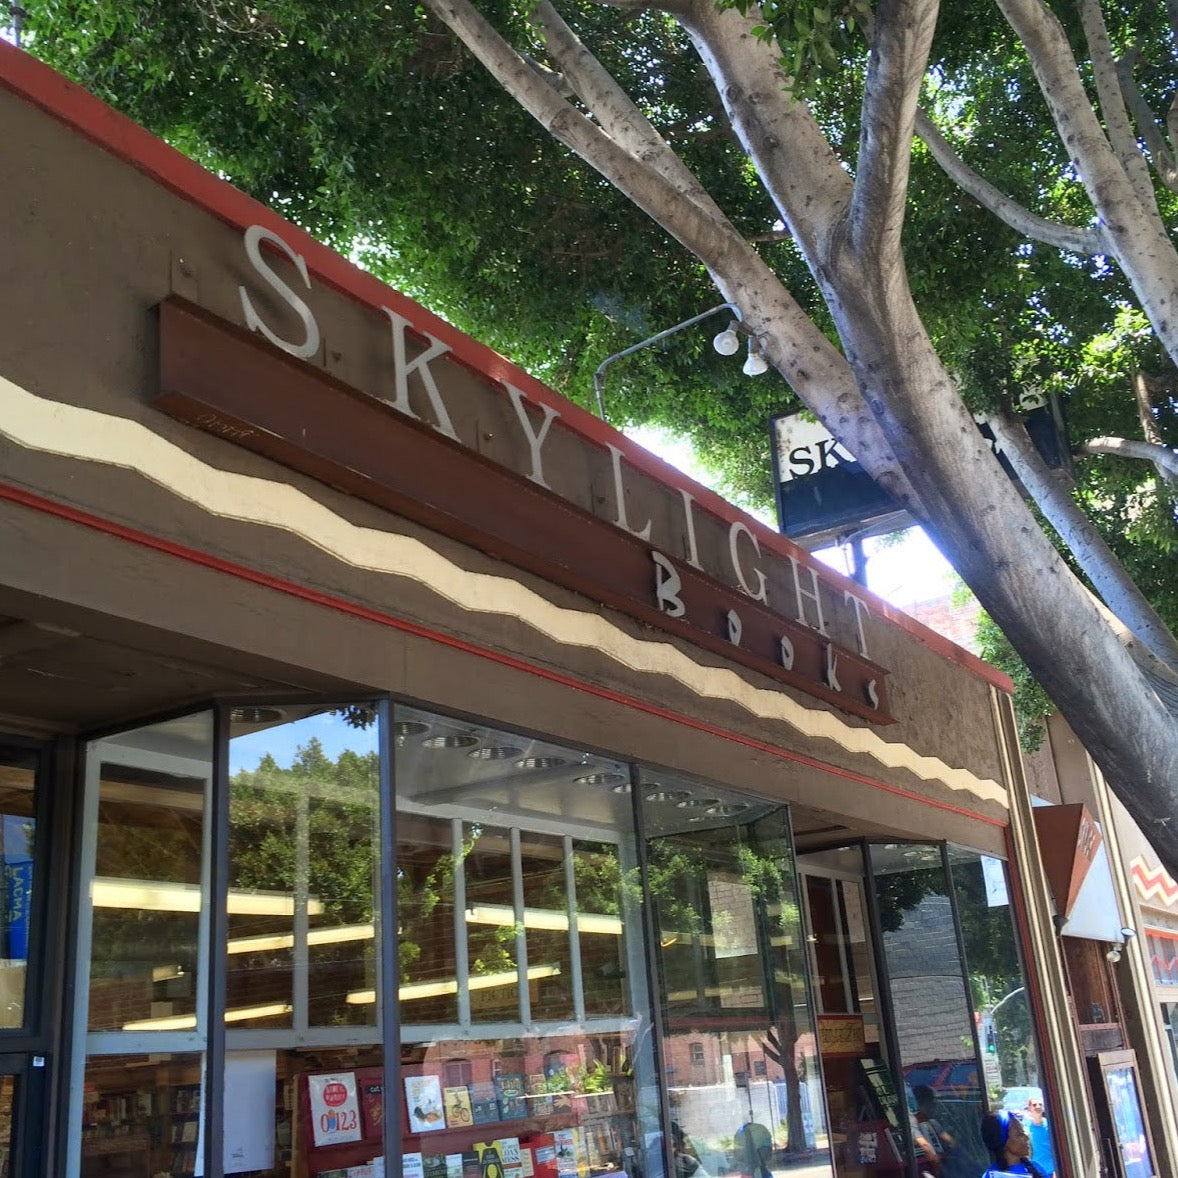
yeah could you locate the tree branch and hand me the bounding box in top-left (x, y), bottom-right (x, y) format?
top-left (1134, 371), bottom-right (1163, 447)
top-left (1080, 435), bottom-right (1178, 486)
top-left (533, 2), bottom-right (726, 225)
top-left (675, 0), bottom-right (854, 260)
top-left (914, 110), bottom-right (1106, 255)
top-left (423, 0), bottom-right (920, 501)
top-left (997, 0), bottom-right (1178, 369)
top-left (1078, 0), bottom-right (1158, 208)
top-left (1115, 53), bottom-right (1178, 193)
top-left (989, 410), bottom-right (1178, 672)
top-left (849, 0), bottom-right (939, 265)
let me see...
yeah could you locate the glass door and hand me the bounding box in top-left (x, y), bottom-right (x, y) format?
top-left (800, 849), bottom-right (910, 1178)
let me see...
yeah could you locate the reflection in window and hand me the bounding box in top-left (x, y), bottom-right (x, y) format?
top-left (391, 706), bottom-right (653, 1178)
top-left (85, 714), bottom-right (212, 1034)
top-left (227, 708), bottom-right (380, 1030)
top-left (642, 773), bottom-right (829, 1178)
top-left (0, 749), bottom-right (36, 1031)
top-left (948, 847), bottom-right (1059, 1176)
top-left (870, 844), bottom-right (988, 1177)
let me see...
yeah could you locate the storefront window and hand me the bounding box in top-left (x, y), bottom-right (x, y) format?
top-left (226, 705), bottom-right (380, 1031)
top-left (868, 843), bottom-right (986, 1178)
top-left (380, 707), bottom-right (654, 1178)
top-left (0, 748), bottom-right (37, 1031)
top-left (641, 772), bottom-right (829, 1178)
top-left (946, 847), bottom-right (1058, 1178)
top-left (223, 704), bottom-right (382, 1176)
top-left (74, 712), bottom-right (214, 1177)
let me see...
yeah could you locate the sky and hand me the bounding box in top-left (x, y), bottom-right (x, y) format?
top-left (625, 424), bottom-right (958, 608)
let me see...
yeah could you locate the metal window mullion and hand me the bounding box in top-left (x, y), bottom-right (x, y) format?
top-left (564, 835), bottom-right (585, 1023)
top-left (832, 881), bottom-right (854, 1014)
top-left (630, 763), bottom-right (676, 1178)
top-left (378, 700), bottom-right (402, 1173)
top-left (453, 818), bottom-right (471, 1028)
top-left (511, 827), bottom-right (531, 1024)
top-left (294, 787), bottom-right (310, 1034)
top-left (204, 707), bottom-right (231, 1178)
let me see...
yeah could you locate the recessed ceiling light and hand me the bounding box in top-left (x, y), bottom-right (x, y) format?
top-left (230, 707), bottom-right (285, 725)
top-left (575, 772), bottom-right (628, 786)
top-left (514, 756), bottom-right (568, 770)
top-left (645, 789), bottom-right (692, 804)
top-left (391, 720), bottom-right (430, 738)
top-left (422, 733), bottom-right (480, 750)
top-left (676, 797), bottom-right (721, 810)
top-left (704, 803), bottom-right (749, 817)
top-left (611, 783), bottom-right (632, 795)
top-left (469, 745), bottom-right (525, 761)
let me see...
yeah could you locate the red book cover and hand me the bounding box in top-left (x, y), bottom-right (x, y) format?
top-left (358, 1068), bottom-right (385, 1142)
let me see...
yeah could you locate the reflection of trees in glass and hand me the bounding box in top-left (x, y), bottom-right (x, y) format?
top-left (90, 780), bottom-right (205, 989)
top-left (229, 736), bottom-right (378, 1024)
top-left (646, 815), bottom-right (810, 1157)
top-left (230, 738), bottom-right (378, 925)
top-left (951, 857), bottom-right (1031, 1088)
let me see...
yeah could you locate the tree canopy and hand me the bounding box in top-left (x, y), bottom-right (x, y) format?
top-left (17, 1), bottom-right (1178, 876)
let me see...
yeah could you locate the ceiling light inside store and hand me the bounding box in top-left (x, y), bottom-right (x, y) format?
top-left (515, 756), bottom-right (568, 770)
top-left (469, 745), bottom-right (525, 761)
top-left (645, 789), bottom-right (692, 803)
top-left (227, 922), bottom-right (375, 955)
top-left (346, 963), bottom-right (561, 1005)
top-left (230, 707), bottom-right (285, 725)
top-left (704, 803), bottom-right (749, 817)
top-left (611, 782), bottom-right (632, 795)
top-left (122, 1001), bottom-right (292, 1031)
top-left (574, 772), bottom-right (628, 786)
top-left (676, 797), bottom-right (721, 810)
top-left (465, 902), bottom-right (622, 936)
top-left (91, 878), bottom-right (325, 916)
top-left (391, 720), bottom-right (431, 744)
top-left (422, 732), bottom-right (480, 750)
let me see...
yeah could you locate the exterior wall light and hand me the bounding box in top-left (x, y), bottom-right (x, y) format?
top-left (712, 323), bottom-right (740, 356)
top-left (594, 301), bottom-right (767, 421)
top-left (742, 338), bottom-right (769, 376)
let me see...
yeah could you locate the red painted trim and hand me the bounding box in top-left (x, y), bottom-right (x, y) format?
top-left (0, 41), bottom-right (1013, 694)
top-left (0, 479), bottom-right (1004, 829)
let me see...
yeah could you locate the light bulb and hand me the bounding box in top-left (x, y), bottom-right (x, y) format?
top-left (713, 325), bottom-right (740, 356)
top-left (743, 346), bottom-right (769, 376)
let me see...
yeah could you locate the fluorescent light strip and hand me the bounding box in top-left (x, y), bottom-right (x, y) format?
top-left (122, 1002), bottom-right (293, 1031)
top-left (227, 923), bottom-right (375, 955)
top-left (465, 903), bottom-right (622, 936)
top-left (91, 878), bottom-right (325, 917)
top-left (346, 964), bottom-right (561, 1006)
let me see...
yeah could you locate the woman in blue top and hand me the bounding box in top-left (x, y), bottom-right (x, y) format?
top-left (980, 1110), bottom-right (1048, 1178)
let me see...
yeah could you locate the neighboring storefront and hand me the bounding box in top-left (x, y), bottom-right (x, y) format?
top-left (0, 42), bottom-right (1099, 1178)
top-left (1020, 715), bottom-right (1178, 1178)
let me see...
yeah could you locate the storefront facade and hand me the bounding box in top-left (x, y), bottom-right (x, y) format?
top-left (0, 43), bottom-right (1093, 1178)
